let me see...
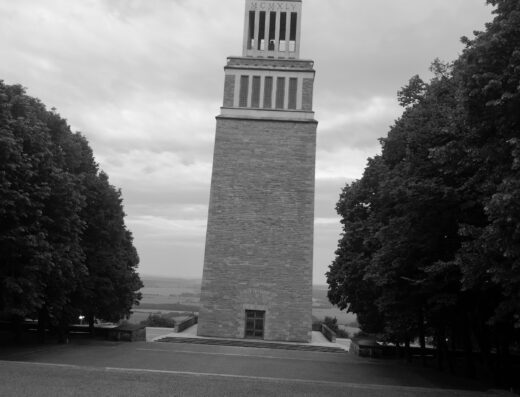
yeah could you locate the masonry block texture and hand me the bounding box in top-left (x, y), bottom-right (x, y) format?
top-left (223, 75), bottom-right (235, 108)
top-left (198, 117), bottom-right (317, 342)
top-left (302, 78), bottom-right (314, 111)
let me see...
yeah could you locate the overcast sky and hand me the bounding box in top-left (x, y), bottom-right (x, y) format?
top-left (0, 0), bottom-right (494, 284)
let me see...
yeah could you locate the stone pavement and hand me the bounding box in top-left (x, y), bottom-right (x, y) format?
top-left (148, 324), bottom-right (351, 353)
top-left (0, 330), bottom-right (515, 397)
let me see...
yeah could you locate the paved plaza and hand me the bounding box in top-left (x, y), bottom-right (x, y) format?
top-left (0, 327), bottom-right (513, 396)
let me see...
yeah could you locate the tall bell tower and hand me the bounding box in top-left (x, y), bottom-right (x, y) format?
top-left (198, 0), bottom-right (317, 343)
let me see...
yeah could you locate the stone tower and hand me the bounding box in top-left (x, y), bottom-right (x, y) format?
top-left (198, 0), bottom-right (317, 343)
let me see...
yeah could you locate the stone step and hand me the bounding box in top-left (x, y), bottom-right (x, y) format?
top-left (155, 336), bottom-right (346, 353)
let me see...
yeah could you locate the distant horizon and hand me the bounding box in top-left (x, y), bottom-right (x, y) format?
top-left (139, 273), bottom-right (329, 287)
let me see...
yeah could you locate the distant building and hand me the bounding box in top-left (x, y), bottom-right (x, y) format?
top-left (198, 0), bottom-right (317, 342)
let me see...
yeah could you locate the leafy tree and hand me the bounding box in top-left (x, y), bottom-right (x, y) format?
top-left (0, 81), bottom-right (142, 342)
top-left (0, 84), bottom-right (57, 322)
top-left (328, 1), bottom-right (520, 384)
top-left (327, 158), bottom-right (386, 335)
top-left (323, 316), bottom-right (339, 333)
top-left (0, 84), bottom-right (86, 341)
top-left (452, 0), bottom-right (520, 328)
top-left (329, 65), bottom-right (465, 348)
top-left (78, 170), bottom-right (143, 329)
top-left (436, 0), bottom-right (520, 380)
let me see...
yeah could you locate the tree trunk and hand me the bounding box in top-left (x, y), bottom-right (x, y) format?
top-left (418, 309), bottom-right (427, 367)
top-left (11, 316), bottom-right (23, 344)
top-left (38, 307), bottom-right (48, 344)
top-left (88, 313), bottom-right (95, 335)
top-left (473, 313), bottom-right (493, 378)
top-left (396, 342), bottom-right (403, 359)
top-left (445, 328), bottom-right (455, 374)
top-left (495, 323), bottom-right (512, 388)
top-left (436, 327), bottom-right (444, 371)
top-left (405, 338), bottom-right (412, 363)
top-left (463, 313), bottom-right (476, 378)
top-left (57, 318), bottom-right (69, 344)
top-left (438, 326), bottom-right (455, 374)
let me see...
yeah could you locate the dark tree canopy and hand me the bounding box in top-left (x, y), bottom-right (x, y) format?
top-left (0, 81), bottom-right (142, 338)
top-left (327, 0), bottom-right (520, 385)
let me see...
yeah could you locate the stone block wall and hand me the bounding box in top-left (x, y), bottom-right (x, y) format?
top-left (198, 116), bottom-right (317, 342)
top-left (223, 75), bottom-right (236, 107)
top-left (302, 78), bottom-right (314, 111)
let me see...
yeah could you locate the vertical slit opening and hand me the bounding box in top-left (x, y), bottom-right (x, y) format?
top-left (288, 78), bottom-right (297, 109)
top-left (278, 12), bottom-right (286, 52)
top-left (268, 12), bottom-right (276, 51)
top-left (289, 13), bottom-right (297, 52)
top-left (248, 11), bottom-right (255, 50)
top-left (251, 76), bottom-right (261, 108)
top-left (264, 77), bottom-right (273, 108)
top-left (258, 11), bottom-right (266, 50)
top-left (239, 75), bottom-right (249, 108)
top-left (276, 77), bottom-right (285, 109)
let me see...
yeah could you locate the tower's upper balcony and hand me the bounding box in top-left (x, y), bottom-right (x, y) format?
top-left (242, 0), bottom-right (302, 59)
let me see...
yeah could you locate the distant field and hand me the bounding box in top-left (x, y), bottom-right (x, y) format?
top-left (136, 276), bottom-right (358, 329)
top-left (141, 276), bottom-right (201, 291)
top-left (128, 309), bottom-right (195, 324)
top-left (127, 310), bottom-right (159, 324)
top-left (312, 308), bottom-right (358, 326)
top-left (138, 303), bottom-right (199, 312)
top-left (141, 287), bottom-right (196, 296)
top-left (138, 276), bottom-right (201, 307)
top-left (140, 294), bottom-right (199, 306)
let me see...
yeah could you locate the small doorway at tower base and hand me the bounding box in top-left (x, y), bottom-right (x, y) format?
top-left (245, 310), bottom-right (265, 339)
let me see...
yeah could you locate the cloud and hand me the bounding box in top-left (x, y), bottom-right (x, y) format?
top-left (314, 219), bottom-right (343, 283)
top-left (306, 0), bottom-right (492, 97)
top-left (317, 96), bottom-right (401, 152)
top-left (128, 215), bottom-right (207, 239)
top-left (0, 0), bottom-right (495, 284)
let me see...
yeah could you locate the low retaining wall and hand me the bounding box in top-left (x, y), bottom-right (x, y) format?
top-left (321, 324), bottom-right (337, 343)
top-left (350, 338), bottom-right (383, 358)
top-left (107, 324), bottom-right (146, 342)
top-left (175, 316), bottom-right (198, 333)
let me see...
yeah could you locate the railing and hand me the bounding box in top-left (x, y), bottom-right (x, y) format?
top-left (175, 315), bottom-right (198, 333)
top-left (321, 323), bottom-right (337, 343)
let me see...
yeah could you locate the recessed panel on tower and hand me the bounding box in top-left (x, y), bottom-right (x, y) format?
top-left (198, 0), bottom-right (317, 343)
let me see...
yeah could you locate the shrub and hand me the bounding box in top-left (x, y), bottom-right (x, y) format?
top-left (324, 316), bottom-right (339, 333)
top-left (140, 314), bottom-right (176, 328)
top-left (336, 328), bottom-right (350, 338)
